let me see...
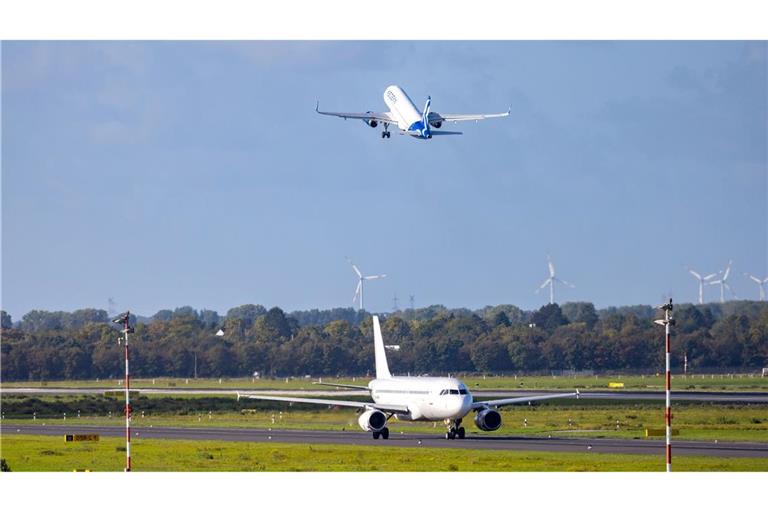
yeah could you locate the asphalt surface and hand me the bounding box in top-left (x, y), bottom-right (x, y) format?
top-left (3, 387), bottom-right (768, 403)
top-left (3, 423), bottom-right (767, 459)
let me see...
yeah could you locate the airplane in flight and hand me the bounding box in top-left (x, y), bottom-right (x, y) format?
top-left (315, 85), bottom-right (510, 140)
top-left (238, 315), bottom-right (578, 440)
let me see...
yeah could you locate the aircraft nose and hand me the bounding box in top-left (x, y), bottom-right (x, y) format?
top-left (455, 395), bottom-right (472, 416)
top-left (461, 394), bottom-right (473, 415)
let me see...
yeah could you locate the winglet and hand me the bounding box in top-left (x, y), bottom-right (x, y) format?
top-left (576, 389), bottom-right (580, 399)
top-left (236, 392), bottom-right (241, 402)
top-left (315, 100), bottom-right (319, 113)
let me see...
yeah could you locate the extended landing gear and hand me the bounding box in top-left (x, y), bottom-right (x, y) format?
top-left (372, 427), bottom-right (390, 440)
top-left (444, 419), bottom-right (465, 440)
top-left (381, 123), bottom-right (391, 138)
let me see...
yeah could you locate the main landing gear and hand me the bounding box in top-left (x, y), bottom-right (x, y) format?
top-left (372, 427), bottom-right (390, 440)
top-left (445, 419), bottom-right (465, 440)
top-left (381, 123), bottom-right (391, 138)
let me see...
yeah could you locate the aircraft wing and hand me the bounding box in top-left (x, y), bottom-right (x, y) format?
top-left (313, 381), bottom-right (370, 391)
top-left (428, 109), bottom-right (510, 123)
top-left (316, 102), bottom-right (399, 125)
top-left (471, 390), bottom-right (579, 410)
top-left (237, 392), bottom-right (409, 414)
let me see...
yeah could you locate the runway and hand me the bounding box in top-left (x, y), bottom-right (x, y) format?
top-left (3, 387), bottom-right (768, 403)
top-left (4, 423), bottom-right (767, 459)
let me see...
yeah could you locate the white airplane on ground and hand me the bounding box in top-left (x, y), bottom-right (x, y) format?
top-left (238, 315), bottom-right (578, 440)
top-left (315, 85), bottom-right (510, 140)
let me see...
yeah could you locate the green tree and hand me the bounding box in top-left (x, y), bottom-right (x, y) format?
top-left (470, 338), bottom-right (512, 372)
top-left (226, 304), bottom-right (267, 329)
top-left (561, 302), bottom-right (598, 328)
top-left (1, 310), bottom-right (13, 329)
top-left (531, 303), bottom-right (568, 331)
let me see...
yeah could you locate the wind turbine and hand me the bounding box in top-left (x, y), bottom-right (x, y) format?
top-left (534, 255), bottom-right (574, 305)
top-left (708, 260), bottom-right (736, 303)
top-left (685, 267), bottom-right (718, 304)
top-left (744, 273), bottom-right (768, 301)
top-left (348, 258), bottom-right (386, 311)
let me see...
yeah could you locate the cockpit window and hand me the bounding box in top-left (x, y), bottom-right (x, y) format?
top-left (440, 389), bottom-right (448, 395)
top-left (459, 389), bottom-right (468, 395)
top-left (449, 389), bottom-right (460, 395)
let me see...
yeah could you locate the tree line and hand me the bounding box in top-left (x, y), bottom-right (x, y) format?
top-left (1, 301), bottom-right (766, 381)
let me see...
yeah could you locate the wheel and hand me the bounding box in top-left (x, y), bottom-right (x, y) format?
top-left (372, 431), bottom-right (380, 440)
top-left (445, 431), bottom-right (455, 440)
top-left (381, 427), bottom-right (389, 440)
top-left (387, 132), bottom-right (391, 138)
top-left (381, 132), bottom-right (385, 139)
top-left (457, 427), bottom-right (465, 439)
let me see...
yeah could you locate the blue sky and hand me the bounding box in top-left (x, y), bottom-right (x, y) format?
top-left (2, 41), bottom-right (766, 320)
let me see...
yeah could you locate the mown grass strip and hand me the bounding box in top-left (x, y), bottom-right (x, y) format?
top-left (2, 434), bottom-right (767, 472)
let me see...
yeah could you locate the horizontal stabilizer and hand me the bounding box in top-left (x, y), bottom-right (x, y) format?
top-left (430, 130), bottom-right (463, 136)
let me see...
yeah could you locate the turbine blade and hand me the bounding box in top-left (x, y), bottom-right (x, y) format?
top-left (703, 273), bottom-right (718, 281)
top-left (365, 274), bottom-right (386, 280)
top-left (688, 269), bottom-right (701, 279)
top-left (352, 281), bottom-right (362, 303)
top-left (535, 278), bottom-right (551, 292)
top-left (557, 278), bottom-right (575, 288)
top-left (548, 259), bottom-right (555, 277)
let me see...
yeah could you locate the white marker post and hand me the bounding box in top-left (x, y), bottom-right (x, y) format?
top-left (654, 299), bottom-right (675, 472)
top-left (112, 311), bottom-right (134, 472)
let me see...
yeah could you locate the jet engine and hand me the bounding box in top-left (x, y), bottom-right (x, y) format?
top-left (474, 408), bottom-right (502, 431)
top-left (363, 111), bottom-right (378, 128)
top-left (429, 120), bottom-right (442, 128)
top-left (358, 409), bottom-right (387, 432)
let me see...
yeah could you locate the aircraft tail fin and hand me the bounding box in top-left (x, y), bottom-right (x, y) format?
top-left (372, 315), bottom-right (391, 379)
top-left (422, 96), bottom-right (431, 129)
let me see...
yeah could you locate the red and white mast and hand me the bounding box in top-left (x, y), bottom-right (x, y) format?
top-left (654, 299), bottom-right (674, 472)
top-left (113, 311), bottom-right (134, 472)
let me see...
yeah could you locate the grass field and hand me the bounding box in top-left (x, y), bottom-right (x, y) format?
top-left (2, 434), bottom-right (766, 471)
top-left (4, 401), bottom-right (767, 442)
top-left (4, 373), bottom-right (767, 391)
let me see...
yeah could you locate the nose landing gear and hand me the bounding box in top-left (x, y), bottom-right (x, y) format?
top-left (444, 419), bottom-right (465, 440)
top-left (381, 123), bottom-right (391, 138)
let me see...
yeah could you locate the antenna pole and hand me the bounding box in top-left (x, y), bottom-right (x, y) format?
top-left (120, 312), bottom-right (132, 472)
top-left (654, 299), bottom-right (674, 472)
top-left (112, 311), bottom-right (134, 471)
top-left (124, 312), bottom-right (131, 472)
